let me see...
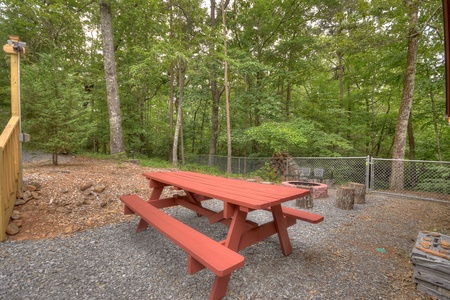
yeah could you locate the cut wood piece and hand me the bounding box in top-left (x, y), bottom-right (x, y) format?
top-left (335, 186), bottom-right (355, 210)
top-left (294, 186), bottom-right (314, 209)
top-left (348, 182), bottom-right (366, 204)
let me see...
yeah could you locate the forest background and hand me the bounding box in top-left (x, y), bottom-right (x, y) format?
top-left (1, 0), bottom-right (449, 167)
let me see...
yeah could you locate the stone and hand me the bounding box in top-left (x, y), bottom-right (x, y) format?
top-left (93, 186), bottom-right (106, 193)
top-left (28, 181), bottom-right (42, 190)
top-left (11, 210), bottom-right (21, 220)
top-left (23, 190), bottom-right (33, 201)
top-left (15, 199), bottom-right (26, 206)
top-left (12, 219), bottom-right (23, 227)
top-left (6, 223), bottom-right (20, 235)
top-left (80, 182), bottom-right (93, 191)
top-left (31, 191), bottom-right (40, 199)
top-left (24, 184), bottom-right (37, 192)
top-left (56, 207), bottom-right (70, 213)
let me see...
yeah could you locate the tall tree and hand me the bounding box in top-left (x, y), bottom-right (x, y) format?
top-left (99, 0), bottom-right (125, 156)
top-left (390, 0), bottom-right (420, 189)
top-left (222, 0), bottom-right (232, 173)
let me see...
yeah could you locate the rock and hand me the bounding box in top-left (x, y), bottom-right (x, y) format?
top-left (60, 189), bottom-right (69, 194)
top-left (31, 191), bottom-right (40, 199)
top-left (23, 190), bottom-right (33, 201)
top-left (12, 219), bottom-right (23, 227)
top-left (15, 199), bottom-right (26, 206)
top-left (6, 223), bottom-right (20, 235)
top-left (28, 181), bottom-right (42, 190)
top-left (56, 207), bottom-right (71, 213)
top-left (93, 186), bottom-right (106, 193)
top-left (24, 184), bottom-right (37, 192)
top-left (80, 182), bottom-right (93, 191)
top-left (100, 199), bottom-right (108, 207)
top-left (11, 210), bottom-right (21, 220)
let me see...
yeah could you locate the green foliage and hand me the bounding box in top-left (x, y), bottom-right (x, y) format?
top-left (140, 158), bottom-right (173, 169)
top-left (21, 53), bottom-right (92, 158)
top-left (180, 163), bottom-right (224, 176)
top-left (245, 122), bottom-right (307, 155)
top-left (0, 0), bottom-right (446, 163)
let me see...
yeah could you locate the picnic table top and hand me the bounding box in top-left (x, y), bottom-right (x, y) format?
top-left (143, 171), bottom-right (310, 210)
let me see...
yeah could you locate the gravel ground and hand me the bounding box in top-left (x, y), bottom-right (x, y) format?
top-left (2, 187), bottom-right (449, 300)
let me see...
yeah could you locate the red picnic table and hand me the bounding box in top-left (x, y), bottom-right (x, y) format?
top-left (120, 171), bottom-right (324, 300)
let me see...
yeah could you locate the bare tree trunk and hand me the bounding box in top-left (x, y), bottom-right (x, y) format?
top-left (100, 0), bottom-right (125, 156)
top-left (390, 0), bottom-right (419, 190)
top-left (208, 0), bottom-right (220, 167)
top-left (222, 0), bottom-right (232, 174)
top-left (427, 64), bottom-right (443, 161)
top-left (407, 111), bottom-right (416, 160)
top-left (338, 51), bottom-right (344, 109)
top-left (172, 60), bottom-right (185, 168)
top-left (169, 2), bottom-right (175, 161)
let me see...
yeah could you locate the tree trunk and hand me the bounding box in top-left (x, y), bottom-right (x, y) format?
top-left (99, 0), bottom-right (125, 156)
top-left (168, 2), bottom-right (175, 161)
top-left (348, 182), bottom-right (365, 204)
top-left (407, 111), bottom-right (415, 160)
top-left (208, 0), bottom-right (220, 167)
top-left (390, 0), bottom-right (419, 190)
top-left (335, 186), bottom-right (355, 210)
top-left (172, 60), bottom-right (185, 168)
top-left (427, 65), bottom-right (443, 161)
top-left (222, 0), bottom-right (232, 174)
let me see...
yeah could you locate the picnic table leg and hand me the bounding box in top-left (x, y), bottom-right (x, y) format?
top-left (271, 204), bottom-right (293, 256)
top-left (136, 181), bottom-right (165, 232)
top-left (224, 206), bottom-right (248, 252)
top-left (209, 274), bottom-right (231, 300)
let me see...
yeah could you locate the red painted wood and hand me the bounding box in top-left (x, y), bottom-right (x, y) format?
top-left (143, 171), bottom-right (310, 209)
top-left (278, 206), bottom-right (324, 224)
top-left (271, 204), bottom-right (292, 256)
top-left (225, 208), bottom-right (248, 252)
top-left (210, 274), bottom-right (231, 300)
top-left (119, 194), bottom-right (245, 277)
top-left (234, 216), bottom-right (297, 252)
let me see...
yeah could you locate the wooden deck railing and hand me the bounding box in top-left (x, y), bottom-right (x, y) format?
top-left (0, 116), bottom-right (21, 241)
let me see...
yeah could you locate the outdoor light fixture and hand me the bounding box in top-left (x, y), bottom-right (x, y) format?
top-left (7, 39), bottom-right (26, 53)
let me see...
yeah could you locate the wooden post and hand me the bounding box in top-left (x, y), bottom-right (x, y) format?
top-left (348, 182), bottom-right (366, 204)
top-left (335, 186), bottom-right (354, 210)
top-left (4, 36), bottom-right (24, 191)
top-left (3, 36), bottom-right (24, 117)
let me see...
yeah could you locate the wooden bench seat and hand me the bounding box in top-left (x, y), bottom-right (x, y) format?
top-left (266, 206), bottom-right (324, 224)
top-left (119, 194), bottom-right (245, 300)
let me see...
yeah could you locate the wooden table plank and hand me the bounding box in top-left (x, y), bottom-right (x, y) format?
top-left (143, 171), bottom-right (309, 209)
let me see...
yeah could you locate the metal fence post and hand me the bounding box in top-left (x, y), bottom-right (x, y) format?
top-left (365, 155), bottom-right (370, 193)
top-left (370, 157), bottom-right (375, 192)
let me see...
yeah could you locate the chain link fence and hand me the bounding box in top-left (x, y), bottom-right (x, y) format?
top-left (185, 155), bottom-right (369, 187)
top-left (185, 155), bottom-right (450, 203)
top-left (371, 158), bottom-right (450, 202)
top-left (285, 157), bottom-right (369, 186)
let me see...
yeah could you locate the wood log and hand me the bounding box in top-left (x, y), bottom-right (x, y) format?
top-left (295, 186), bottom-right (314, 209)
top-left (335, 186), bottom-right (355, 210)
top-left (348, 182), bottom-right (366, 204)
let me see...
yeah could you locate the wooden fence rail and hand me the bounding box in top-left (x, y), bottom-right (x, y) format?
top-left (0, 116), bottom-right (21, 241)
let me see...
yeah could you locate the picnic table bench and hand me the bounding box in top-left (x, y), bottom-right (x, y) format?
top-left (120, 171), bottom-right (324, 299)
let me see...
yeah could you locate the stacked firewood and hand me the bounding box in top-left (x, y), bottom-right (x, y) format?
top-left (411, 231), bottom-right (450, 299)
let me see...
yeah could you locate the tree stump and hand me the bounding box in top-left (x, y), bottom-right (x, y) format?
top-left (295, 186), bottom-right (314, 209)
top-left (335, 186), bottom-right (355, 210)
top-left (348, 182), bottom-right (366, 204)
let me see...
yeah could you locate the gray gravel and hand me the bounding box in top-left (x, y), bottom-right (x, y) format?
top-left (0, 191), bottom-right (435, 299)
